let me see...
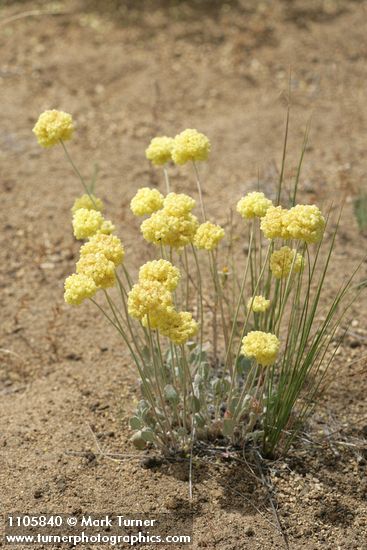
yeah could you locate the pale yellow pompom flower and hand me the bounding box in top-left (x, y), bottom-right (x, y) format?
top-left (247, 295), bottom-right (271, 313)
top-left (76, 253), bottom-right (116, 289)
top-left (130, 187), bottom-right (164, 217)
top-left (98, 219), bottom-right (115, 235)
top-left (64, 273), bottom-right (97, 306)
top-left (241, 331), bottom-right (280, 367)
top-left (72, 208), bottom-right (104, 240)
top-left (33, 110), bottom-right (74, 147)
top-left (80, 234), bottom-right (124, 266)
top-left (163, 193), bottom-right (196, 217)
top-left (71, 194), bottom-right (104, 214)
top-left (194, 221), bottom-right (225, 251)
top-left (171, 129), bottom-right (211, 165)
top-left (141, 211), bottom-right (199, 249)
top-left (145, 136), bottom-right (174, 166)
top-left (159, 310), bottom-right (198, 345)
top-left (236, 192), bottom-right (273, 220)
top-left (270, 246), bottom-right (303, 280)
top-left (141, 306), bottom-right (175, 331)
top-left (139, 260), bottom-right (180, 291)
top-left (284, 204), bottom-right (325, 244)
top-left (128, 280), bottom-right (173, 321)
top-left (260, 205), bottom-right (290, 240)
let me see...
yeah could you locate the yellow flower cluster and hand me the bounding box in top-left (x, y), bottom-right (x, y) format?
top-left (163, 193), bottom-right (196, 217)
top-left (64, 273), bottom-right (97, 306)
top-left (76, 253), bottom-right (116, 289)
top-left (145, 129), bottom-right (210, 167)
top-left (128, 279), bottom-right (173, 321)
top-left (270, 246), bottom-right (303, 279)
top-left (247, 295), bottom-right (270, 313)
top-left (139, 259), bottom-right (180, 291)
top-left (284, 204), bottom-right (325, 244)
top-left (241, 331), bottom-right (280, 367)
top-left (157, 310), bottom-right (198, 345)
top-left (145, 137), bottom-right (174, 166)
top-left (98, 220), bottom-right (115, 235)
top-left (72, 208), bottom-right (115, 240)
top-left (128, 261), bottom-right (197, 344)
top-left (65, 194), bottom-right (123, 305)
top-left (260, 206), bottom-right (290, 240)
top-left (139, 191), bottom-right (198, 249)
top-left (80, 233), bottom-right (125, 266)
top-left (260, 204), bottom-right (325, 244)
top-left (130, 188), bottom-right (164, 217)
top-left (72, 208), bottom-right (104, 240)
top-left (71, 194), bottom-right (104, 214)
top-left (194, 221), bottom-right (225, 251)
top-left (141, 210), bottom-right (198, 249)
top-left (171, 129), bottom-right (211, 165)
top-left (237, 192), bottom-right (273, 220)
top-left (33, 110), bottom-right (74, 147)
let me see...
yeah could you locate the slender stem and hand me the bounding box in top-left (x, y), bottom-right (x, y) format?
top-left (192, 161), bottom-right (206, 221)
top-left (209, 249), bottom-right (229, 358)
top-left (191, 245), bottom-right (204, 366)
top-left (276, 106), bottom-right (290, 206)
top-left (224, 224), bottom-right (254, 369)
top-left (146, 315), bottom-right (173, 440)
top-left (273, 243), bottom-right (302, 334)
top-left (181, 344), bottom-right (196, 440)
top-left (115, 272), bottom-right (146, 363)
top-left (60, 140), bottom-right (97, 209)
top-left (92, 295), bottom-right (168, 441)
top-left (183, 247), bottom-right (190, 310)
top-left (292, 119), bottom-right (310, 206)
top-left (156, 331), bottom-right (168, 385)
top-left (169, 342), bottom-right (178, 388)
top-left (174, 346), bottom-right (187, 433)
top-left (207, 253), bottom-right (218, 365)
top-left (90, 298), bottom-right (127, 341)
top-left (122, 265), bottom-right (133, 290)
top-left (163, 167), bottom-right (171, 194)
top-left (230, 360), bottom-right (258, 425)
top-left (227, 243), bottom-right (272, 406)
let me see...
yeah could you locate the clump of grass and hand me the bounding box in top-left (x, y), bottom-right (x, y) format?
top-left (33, 109), bottom-right (364, 458)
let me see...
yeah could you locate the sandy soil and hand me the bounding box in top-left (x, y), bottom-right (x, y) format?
top-left (1, 1), bottom-right (367, 548)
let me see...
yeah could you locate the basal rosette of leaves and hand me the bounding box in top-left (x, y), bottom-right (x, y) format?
top-left (34, 111), bottom-right (364, 458)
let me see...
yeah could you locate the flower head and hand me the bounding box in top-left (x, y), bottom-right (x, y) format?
top-left (80, 234), bottom-right (124, 266)
top-left (33, 110), bottom-right (74, 147)
top-left (139, 260), bottom-right (180, 291)
top-left (284, 204), bottom-right (325, 244)
top-left (141, 211), bottom-right (199, 249)
top-left (194, 221), bottom-right (225, 251)
top-left (64, 273), bottom-right (97, 305)
top-left (130, 187), bottom-right (164, 217)
top-left (270, 246), bottom-right (303, 279)
top-left (72, 208), bottom-right (104, 240)
top-left (76, 253), bottom-right (116, 288)
top-left (98, 219), bottom-right (115, 235)
top-left (158, 310), bottom-right (198, 345)
top-left (71, 194), bottom-right (104, 214)
top-left (247, 295), bottom-right (271, 313)
top-left (241, 331), bottom-right (280, 367)
top-left (237, 192), bottom-right (272, 220)
top-left (128, 280), bottom-right (173, 320)
top-left (171, 129), bottom-right (210, 165)
top-left (145, 136), bottom-right (174, 166)
top-left (260, 205), bottom-right (290, 240)
top-left (163, 193), bottom-right (196, 217)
